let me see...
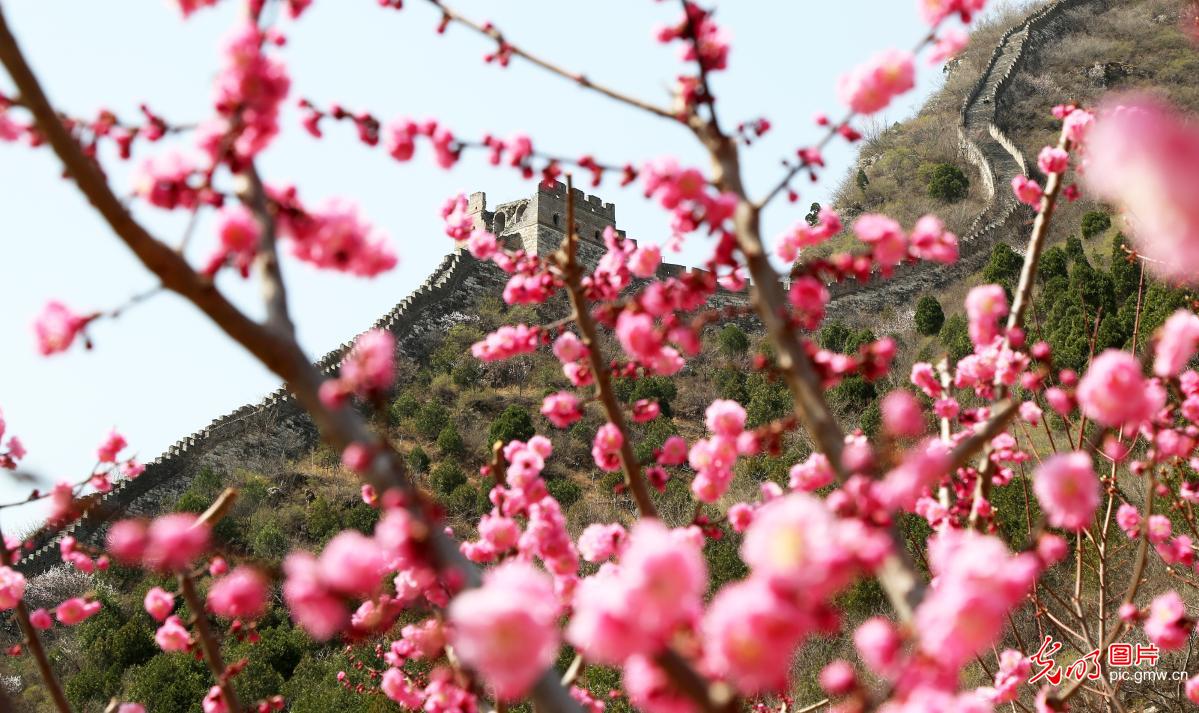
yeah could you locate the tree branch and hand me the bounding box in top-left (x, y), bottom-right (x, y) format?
top-left (425, 0), bottom-right (676, 122)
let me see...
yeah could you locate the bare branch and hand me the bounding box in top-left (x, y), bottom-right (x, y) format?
top-left (425, 0), bottom-right (676, 122)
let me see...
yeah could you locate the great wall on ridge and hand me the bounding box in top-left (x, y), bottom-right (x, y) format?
top-left (12, 0), bottom-right (1101, 576)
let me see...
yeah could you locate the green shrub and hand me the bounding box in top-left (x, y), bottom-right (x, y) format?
top-left (715, 366), bottom-right (748, 403)
top-left (430, 462), bottom-right (467, 496)
top-left (1081, 210), bottom-right (1111, 239)
top-left (828, 375), bottom-right (876, 414)
top-left (716, 324), bottom-right (749, 356)
top-left (126, 653), bottom-right (209, 713)
top-left (546, 478), bottom-right (583, 508)
top-left (414, 402), bottom-right (450, 440)
top-left (1039, 245), bottom-right (1069, 283)
top-left (306, 496), bottom-right (341, 542)
top-left (451, 359), bottom-right (482, 387)
top-left (390, 393), bottom-right (420, 424)
top-left (843, 328), bottom-right (877, 355)
top-left (445, 483), bottom-right (488, 519)
top-left (437, 424), bottom-right (465, 456)
top-left (745, 373), bottom-right (790, 428)
top-left (855, 168), bottom-right (869, 191)
top-left (705, 528), bottom-right (747, 593)
top-left (805, 202), bottom-right (822, 226)
top-left (819, 321), bottom-right (851, 353)
top-left (488, 405), bottom-right (535, 447)
top-left (342, 501), bottom-right (381, 534)
top-left (982, 243), bottom-right (1024, 290)
top-left (939, 313), bottom-right (972, 365)
top-left (407, 445), bottom-right (430, 474)
top-left (175, 490), bottom-right (210, 514)
top-left (925, 163), bottom-right (969, 203)
top-left (914, 295), bottom-right (945, 336)
top-left (629, 376), bottom-right (678, 417)
top-left (252, 518), bottom-right (289, 559)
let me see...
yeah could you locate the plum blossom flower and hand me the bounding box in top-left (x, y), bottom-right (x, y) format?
top-left (33, 301), bottom-right (90, 356)
top-left (881, 391), bottom-right (924, 438)
top-left (838, 50), bottom-right (915, 115)
top-left (1037, 146), bottom-right (1069, 175)
top-left (106, 520), bottom-right (148, 563)
top-left (789, 452), bottom-right (834, 492)
top-left (1116, 503), bottom-right (1141, 538)
top-left (629, 245), bottom-right (662, 278)
top-left (965, 284), bottom-right (1008, 347)
top-left (853, 214), bottom-right (907, 267)
top-left (155, 615), bottom-right (191, 651)
top-left (1011, 175), bottom-right (1042, 207)
top-left (143, 514), bottom-right (211, 572)
top-left (541, 392), bottom-right (583, 428)
top-left (96, 429), bottom-right (127, 463)
top-left (1083, 96), bottom-right (1199, 284)
top-left (741, 493), bottom-right (886, 601)
top-left (928, 27), bottom-right (969, 65)
top-left (1154, 310), bottom-right (1199, 378)
top-left (908, 215), bottom-right (959, 264)
top-left (29, 608), bottom-right (52, 630)
top-left (56, 597), bottom-right (101, 625)
top-left (204, 205), bottom-right (261, 277)
top-left (321, 329), bottom-right (395, 408)
top-left (702, 577), bottom-right (808, 694)
top-left (144, 586), bottom-right (175, 622)
top-left (0, 566), bottom-right (26, 610)
top-left (1077, 350), bottom-right (1161, 428)
top-left (472, 324), bottom-right (540, 362)
top-left (578, 523), bottom-right (627, 564)
top-left (207, 566), bottom-right (269, 620)
top-left (567, 521), bottom-right (706, 664)
top-left (1144, 590), bottom-right (1192, 650)
top-left (1033, 452), bottom-right (1099, 531)
top-left (449, 561), bottom-right (560, 700)
top-left (592, 423), bottom-right (623, 472)
top-left (917, 0), bottom-right (987, 25)
top-left (914, 530), bottom-right (1037, 669)
top-left (553, 332), bottom-right (587, 363)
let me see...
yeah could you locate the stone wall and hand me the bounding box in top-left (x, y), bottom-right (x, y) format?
top-left (824, 0), bottom-right (1101, 318)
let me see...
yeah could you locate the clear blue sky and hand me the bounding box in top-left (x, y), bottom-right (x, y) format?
top-left (0, 0), bottom-right (1020, 530)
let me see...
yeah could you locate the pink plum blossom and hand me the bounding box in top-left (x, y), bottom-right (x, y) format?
top-left (449, 561), bottom-right (560, 700)
top-left (1083, 96), bottom-right (1199, 284)
top-left (143, 514), bottom-right (211, 572)
top-left (1011, 175), bottom-right (1042, 207)
top-left (155, 615), bottom-right (191, 651)
top-left (144, 586), bottom-right (175, 622)
top-left (56, 597), bottom-right (101, 625)
top-left (33, 301), bottom-right (89, 356)
top-left (1154, 310), bottom-right (1199, 378)
top-left (0, 566), bottom-right (26, 610)
top-left (1077, 350), bottom-right (1161, 428)
top-left (207, 566), bottom-right (269, 620)
top-left (1033, 452), bottom-right (1099, 531)
top-left (838, 50), bottom-right (915, 115)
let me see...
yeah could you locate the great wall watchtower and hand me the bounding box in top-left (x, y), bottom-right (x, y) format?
top-left (466, 181), bottom-right (625, 265)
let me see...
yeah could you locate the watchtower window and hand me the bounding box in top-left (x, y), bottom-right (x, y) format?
top-left (493, 212), bottom-right (506, 234)
top-left (552, 214), bottom-right (560, 227)
top-left (594, 230), bottom-right (600, 240)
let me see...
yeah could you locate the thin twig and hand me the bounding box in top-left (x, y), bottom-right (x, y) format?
top-left (556, 176), bottom-right (658, 518)
top-left (425, 0), bottom-right (675, 121)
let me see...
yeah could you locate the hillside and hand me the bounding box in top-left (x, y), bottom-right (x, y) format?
top-left (3, 0), bottom-right (1199, 711)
